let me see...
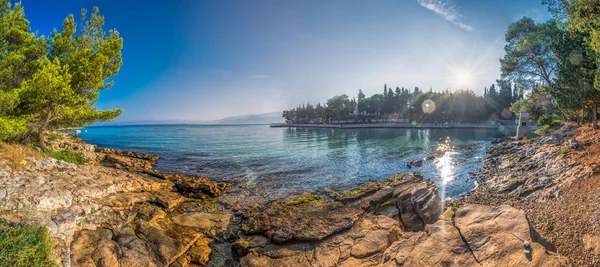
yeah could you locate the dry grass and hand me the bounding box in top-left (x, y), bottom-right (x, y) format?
top-left (0, 143), bottom-right (43, 171)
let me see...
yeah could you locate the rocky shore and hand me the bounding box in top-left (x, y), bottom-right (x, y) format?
top-left (2, 124), bottom-right (599, 266)
top-left (0, 134), bottom-right (232, 266)
top-left (450, 124), bottom-right (600, 266)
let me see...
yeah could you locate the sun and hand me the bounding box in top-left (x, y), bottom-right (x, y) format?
top-left (452, 69), bottom-right (474, 88)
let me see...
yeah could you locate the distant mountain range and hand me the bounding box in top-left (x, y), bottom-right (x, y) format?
top-left (100, 111), bottom-right (283, 126)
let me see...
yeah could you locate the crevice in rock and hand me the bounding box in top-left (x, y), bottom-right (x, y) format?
top-left (451, 214), bottom-right (483, 267)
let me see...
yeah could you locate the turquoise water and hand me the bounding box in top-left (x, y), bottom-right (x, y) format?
top-left (78, 125), bottom-right (501, 199)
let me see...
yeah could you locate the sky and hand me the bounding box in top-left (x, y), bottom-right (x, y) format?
top-left (23, 0), bottom-right (551, 121)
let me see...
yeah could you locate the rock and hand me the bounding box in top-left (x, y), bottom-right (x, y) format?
top-left (170, 174), bottom-right (228, 198)
top-left (406, 160), bottom-right (413, 168)
top-left (136, 218), bottom-right (204, 266)
top-left (96, 147), bottom-right (159, 163)
top-left (454, 204), bottom-right (570, 266)
top-left (71, 229), bottom-right (120, 267)
top-left (394, 180), bottom-right (441, 231)
top-left (27, 157), bottom-right (77, 171)
top-left (395, 220), bottom-right (477, 266)
top-left (240, 215), bottom-right (400, 267)
top-left (241, 199), bottom-right (365, 243)
top-left (369, 187), bottom-right (394, 206)
top-left (171, 212), bottom-right (230, 231)
top-left (104, 192), bottom-right (152, 207)
top-left (424, 155), bottom-right (435, 161)
top-left (112, 226), bottom-right (162, 267)
top-left (153, 191), bottom-right (186, 209)
top-left (102, 154), bottom-right (154, 171)
top-left (381, 205), bottom-right (400, 218)
top-left (186, 236), bottom-right (213, 265)
top-left (583, 235), bottom-right (600, 255)
top-left (412, 160), bottom-right (423, 167)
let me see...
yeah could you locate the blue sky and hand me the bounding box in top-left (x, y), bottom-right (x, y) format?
top-left (23, 0), bottom-right (550, 121)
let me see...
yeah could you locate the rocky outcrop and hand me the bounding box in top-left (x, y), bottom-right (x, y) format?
top-left (96, 148), bottom-right (228, 198)
top-left (475, 124), bottom-right (593, 200)
top-left (454, 204), bottom-right (568, 266)
top-left (238, 174), bottom-right (569, 267)
top-left (0, 139), bottom-right (233, 266)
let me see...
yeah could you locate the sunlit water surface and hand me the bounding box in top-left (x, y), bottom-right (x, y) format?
top-left (78, 125), bottom-right (501, 200)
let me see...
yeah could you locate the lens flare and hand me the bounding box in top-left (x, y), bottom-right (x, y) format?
top-left (422, 99), bottom-right (436, 114)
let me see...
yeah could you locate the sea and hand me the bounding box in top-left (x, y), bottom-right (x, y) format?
top-left (77, 124), bottom-right (502, 201)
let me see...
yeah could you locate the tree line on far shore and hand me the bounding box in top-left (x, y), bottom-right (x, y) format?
top-left (282, 83), bottom-right (521, 124)
top-left (284, 0), bottom-right (600, 128)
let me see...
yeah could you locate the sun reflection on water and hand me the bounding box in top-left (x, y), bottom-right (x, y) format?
top-left (435, 138), bottom-right (456, 202)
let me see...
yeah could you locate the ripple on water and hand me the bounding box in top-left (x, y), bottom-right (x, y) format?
top-left (79, 125), bottom-right (500, 201)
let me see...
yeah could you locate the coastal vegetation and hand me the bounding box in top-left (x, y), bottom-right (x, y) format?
top-left (283, 86), bottom-right (518, 124)
top-left (0, 1), bottom-right (123, 146)
top-left (0, 220), bottom-right (55, 267)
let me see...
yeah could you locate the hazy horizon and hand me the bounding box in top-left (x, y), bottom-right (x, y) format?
top-left (24, 0), bottom-right (551, 121)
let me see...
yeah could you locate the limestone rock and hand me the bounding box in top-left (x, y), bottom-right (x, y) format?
top-left (394, 180), bottom-right (441, 231)
top-left (241, 199), bottom-right (365, 244)
top-left (153, 190), bottom-right (187, 209)
top-left (27, 157), bottom-right (77, 171)
top-left (171, 212), bottom-right (230, 231)
top-left (454, 204), bottom-right (570, 266)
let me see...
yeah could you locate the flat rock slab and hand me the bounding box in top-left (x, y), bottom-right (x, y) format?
top-left (455, 204), bottom-right (570, 266)
top-left (386, 220), bottom-right (478, 266)
top-left (241, 200), bottom-right (365, 244)
top-left (171, 212), bottom-right (230, 231)
top-left (241, 215), bottom-right (401, 267)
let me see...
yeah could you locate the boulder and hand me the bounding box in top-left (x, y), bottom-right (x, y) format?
top-left (394, 180), bottom-right (441, 231)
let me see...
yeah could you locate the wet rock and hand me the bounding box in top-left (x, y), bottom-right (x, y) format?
top-left (412, 160), bottom-right (423, 167)
top-left (424, 155), bottom-right (435, 161)
top-left (96, 147), bottom-right (160, 163)
top-left (170, 174), bottom-right (228, 198)
top-left (102, 153), bottom-right (155, 171)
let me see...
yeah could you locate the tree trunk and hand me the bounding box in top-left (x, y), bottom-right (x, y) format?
top-left (38, 109), bottom-right (54, 150)
top-left (594, 103), bottom-right (598, 130)
top-left (38, 131), bottom-right (47, 150)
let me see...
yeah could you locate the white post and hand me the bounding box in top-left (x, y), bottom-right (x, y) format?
top-left (516, 112), bottom-right (530, 139)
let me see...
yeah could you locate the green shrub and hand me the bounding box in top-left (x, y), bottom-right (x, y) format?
top-left (533, 125), bottom-right (550, 136)
top-left (44, 149), bottom-right (88, 165)
top-left (0, 220), bottom-right (55, 267)
top-left (537, 114), bottom-right (553, 126)
top-left (46, 133), bottom-right (63, 142)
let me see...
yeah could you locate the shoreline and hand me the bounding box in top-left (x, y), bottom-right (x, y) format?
top-left (1, 124), bottom-right (593, 266)
top-left (270, 122), bottom-right (532, 131)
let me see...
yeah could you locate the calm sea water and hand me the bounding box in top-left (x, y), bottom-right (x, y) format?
top-left (78, 125), bottom-right (501, 200)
